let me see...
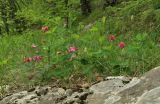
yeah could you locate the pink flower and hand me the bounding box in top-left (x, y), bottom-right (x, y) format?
top-left (41, 26), bottom-right (49, 32)
top-left (109, 35), bottom-right (116, 42)
top-left (33, 56), bottom-right (42, 62)
top-left (24, 57), bottom-right (32, 63)
top-left (118, 42), bottom-right (125, 49)
top-left (68, 47), bottom-right (78, 53)
top-left (31, 44), bottom-right (37, 48)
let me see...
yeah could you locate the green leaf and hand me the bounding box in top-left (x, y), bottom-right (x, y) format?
top-left (102, 16), bottom-right (106, 24)
top-left (80, 58), bottom-right (89, 65)
top-left (135, 34), bottom-right (147, 41)
top-left (0, 59), bottom-right (8, 66)
top-left (126, 44), bottom-right (140, 54)
top-left (61, 54), bottom-right (72, 61)
top-left (90, 26), bottom-right (98, 32)
top-left (110, 60), bottom-right (129, 67)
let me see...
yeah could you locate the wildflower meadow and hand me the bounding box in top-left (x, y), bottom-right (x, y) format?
top-left (0, 0), bottom-right (160, 93)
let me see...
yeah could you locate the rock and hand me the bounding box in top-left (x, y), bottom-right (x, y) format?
top-left (135, 86), bottom-right (160, 104)
top-left (86, 93), bottom-right (107, 104)
top-left (105, 76), bottom-right (129, 80)
top-left (1, 67), bottom-right (160, 104)
top-left (116, 77), bottom-right (141, 94)
top-left (63, 90), bottom-right (91, 104)
top-left (90, 78), bottom-right (125, 94)
top-left (16, 94), bottom-right (39, 104)
top-left (87, 66), bottom-right (160, 104)
top-left (39, 93), bottom-right (56, 104)
top-left (35, 86), bottom-right (50, 96)
top-left (104, 95), bottom-right (121, 104)
top-left (81, 83), bottom-right (90, 89)
top-left (87, 76), bottom-right (139, 104)
top-left (0, 85), bottom-right (10, 93)
top-left (79, 92), bottom-right (89, 100)
top-left (0, 86), bottom-right (90, 104)
top-left (65, 89), bottom-right (73, 96)
top-left (22, 94), bottom-right (38, 101)
top-left (63, 97), bottom-right (79, 104)
top-left (0, 91), bottom-right (28, 104)
top-left (28, 87), bottom-right (36, 92)
top-left (58, 88), bottom-right (66, 95)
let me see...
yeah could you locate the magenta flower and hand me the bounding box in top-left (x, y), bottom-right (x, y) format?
top-left (31, 44), bottom-right (37, 48)
top-left (24, 57), bottom-right (32, 63)
top-left (109, 35), bottom-right (116, 42)
top-left (33, 56), bottom-right (42, 62)
top-left (68, 47), bottom-right (78, 53)
top-left (41, 26), bottom-right (49, 32)
top-left (118, 42), bottom-right (125, 49)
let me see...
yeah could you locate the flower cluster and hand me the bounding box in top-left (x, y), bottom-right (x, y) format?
top-left (68, 46), bottom-right (78, 53)
top-left (31, 43), bottom-right (37, 48)
top-left (41, 26), bottom-right (49, 32)
top-left (109, 35), bottom-right (116, 42)
top-left (23, 43), bottom-right (42, 63)
top-left (23, 25), bottom-right (49, 63)
top-left (24, 56), bottom-right (42, 63)
top-left (23, 57), bottom-right (32, 63)
top-left (118, 42), bottom-right (125, 49)
top-left (108, 34), bottom-right (126, 49)
top-left (24, 25), bottom-right (126, 64)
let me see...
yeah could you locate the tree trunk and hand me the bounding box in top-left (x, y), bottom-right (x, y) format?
top-left (8, 0), bottom-right (17, 20)
top-left (1, 1), bottom-right (9, 34)
top-left (104, 0), bottom-right (117, 8)
top-left (80, 0), bottom-right (91, 16)
top-left (111, 0), bottom-right (117, 6)
top-left (64, 0), bottom-right (69, 28)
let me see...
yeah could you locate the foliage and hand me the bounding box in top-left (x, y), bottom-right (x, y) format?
top-left (0, 0), bottom-right (32, 34)
top-left (82, 0), bottom-right (160, 33)
top-left (0, 0), bottom-right (160, 91)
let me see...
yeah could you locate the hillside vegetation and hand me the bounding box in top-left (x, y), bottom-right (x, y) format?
top-left (0, 0), bottom-right (160, 93)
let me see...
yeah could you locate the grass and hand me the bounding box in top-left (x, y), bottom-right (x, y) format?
top-left (82, 0), bottom-right (160, 33)
top-left (0, 20), bottom-right (160, 87)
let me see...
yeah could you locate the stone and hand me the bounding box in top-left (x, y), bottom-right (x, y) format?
top-left (87, 76), bottom-right (141, 104)
top-left (0, 91), bottom-right (28, 104)
top-left (90, 78), bottom-right (125, 94)
top-left (86, 93), bottom-right (107, 104)
top-left (0, 85), bottom-right (10, 93)
top-left (87, 66), bottom-right (160, 104)
top-left (21, 94), bottom-right (38, 102)
top-left (79, 92), bottom-right (89, 100)
top-left (116, 77), bottom-right (141, 94)
top-left (65, 89), bottom-right (73, 96)
top-left (35, 86), bottom-right (50, 96)
top-left (104, 95), bottom-right (121, 104)
top-left (81, 83), bottom-right (90, 89)
top-left (39, 93), bottom-right (56, 104)
top-left (1, 67), bottom-right (160, 104)
top-left (58, 88), bottom-right (66, 95)
top-left (63, 98), bottom-right (78, 104)
top-left (135, 87), bottom-right (160, 104)
top-left (28, 87), bottom-right (36, 92)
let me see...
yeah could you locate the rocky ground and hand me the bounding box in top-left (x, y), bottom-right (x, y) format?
top-left (0, 66), bottom-right (160, 104)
